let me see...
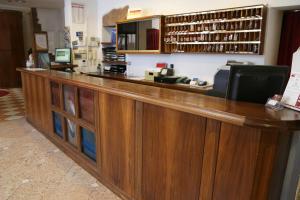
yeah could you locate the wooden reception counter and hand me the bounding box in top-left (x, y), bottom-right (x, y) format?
top-left (18, 68), bottom-right (300, 200)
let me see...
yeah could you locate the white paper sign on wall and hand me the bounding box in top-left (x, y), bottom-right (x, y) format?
top-left (72, 3), bottom-right (85, 24)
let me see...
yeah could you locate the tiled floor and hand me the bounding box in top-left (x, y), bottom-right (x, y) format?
top-left (0, 88), bottom-right (25, 122)
top-left (0, 119), bottom-right (120, 200)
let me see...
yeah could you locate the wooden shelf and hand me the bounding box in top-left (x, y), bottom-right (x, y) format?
top-left (165, 41), bottom-right (260, 45)
top-left (166, 5), bottom-right (264, 17)
top-left (103, 25), bottom-right (116, 28)
top-left (166, 29), bottom-right (261, 36)
top-left (101, 42), bottom-right (115, 45)
top-left (165, 16), bottom-right (263, 27)
top-left (163, 5), bottom-right (266, 54)
top-left (51, 64), bottom-right (77, 70)
top-left (116, 15), bottom-right (164, 54)
top-left (102, 61), bottom-right (127, 65)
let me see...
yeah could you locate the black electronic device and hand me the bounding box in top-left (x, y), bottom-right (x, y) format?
top-left (183, 78), bottom-right (191, 84)
top-left (176, 76), bottom-right (188, 83)
top-left (206, 65), bottom-right (289, 104)
top-left (154, 76), bottom-right (179, 84)
top-left (107, 65), bottom-right (126, 74)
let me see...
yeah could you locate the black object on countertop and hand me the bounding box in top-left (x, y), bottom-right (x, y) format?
top-left (206, 65), bottom-right (289, 104)
top-left (154, 76), bottom-right (179, 84)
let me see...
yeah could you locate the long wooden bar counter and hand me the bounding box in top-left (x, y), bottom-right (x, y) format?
top-left (18, 68), bottom-right (300, 200)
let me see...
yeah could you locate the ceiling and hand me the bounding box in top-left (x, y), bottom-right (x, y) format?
top-left (0, 0), bottom-right (64, 9)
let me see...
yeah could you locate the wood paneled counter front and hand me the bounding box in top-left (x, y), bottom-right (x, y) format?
top-left (18, 68), bottom-right (300, 200)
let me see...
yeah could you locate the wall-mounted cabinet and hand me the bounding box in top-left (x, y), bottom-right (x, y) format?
top-left (164, 5), bottom-right (266, 54)
top-left (116, 16), bottom-right (164, 54)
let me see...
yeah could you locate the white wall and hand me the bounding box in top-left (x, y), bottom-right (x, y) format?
top-left (64, 0), bottom-right (100, 68)
top-left (64, 0), bottom-right (99, 41)
top-left (263, 7), bottom-right (284, 65)
top-left (37, 8), bottom-right (65, 53)
top-left (96, 0), bottom-right (300, 83)
top-left (270, 0), bottom-right (300, 8)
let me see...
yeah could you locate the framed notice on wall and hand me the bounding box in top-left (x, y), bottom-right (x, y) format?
top-left (34, 32), bottom-right (48, 51)
top-left (72, 3), bottom-right (85, 24)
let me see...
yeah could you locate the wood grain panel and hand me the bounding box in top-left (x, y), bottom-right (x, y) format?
top-left (25, 73), bottom-right (33, 121)
top-left (213, 123), bottom-right (261, 200)
top-left (21, 72), bottom-right (51, 134)
top-left (38, 76), bottom-right (51, 133)
top-left (141, 103), bottom-right (206, 200)
top-left (134, 101), bottom-right (143, 200)
top-left (31, 75), bottom-right (38, 127)
top-left (250, 129), bottom-right (279, 200)
top-left (199, 119), bottom-right (221, 200)
top-left (21, 73), bottom-right (29, 119)
top-left (99, 93), bottom-right (135, 198)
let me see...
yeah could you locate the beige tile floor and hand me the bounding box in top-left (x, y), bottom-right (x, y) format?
top-left (0, 88), bottom-right (25, 122)
top-left (0, 118), bottom-right (120, 200)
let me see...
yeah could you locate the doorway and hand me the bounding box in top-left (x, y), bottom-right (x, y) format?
top-left (0, 10), bottom-right (25, 88)
top-left (277, 10), bottom-right (300, 68)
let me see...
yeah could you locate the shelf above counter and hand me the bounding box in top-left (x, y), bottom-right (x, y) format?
top-left (101, 42), bottom-right (115, 45)
top-left (166, 29), bottom-right (261, 36)
top-left (101, 61), bottom-right (127, 65)
top-left (165, 16), bottom-right (263, 27)
top-left (165, 41), bottom-right (260, 45)
top-left (163, 5), bottom-right (266, 54)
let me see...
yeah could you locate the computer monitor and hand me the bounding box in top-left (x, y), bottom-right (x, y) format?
top-left (55, 48), bottom-right (71, 64)
top-left (207, 65), bottom-right (289, 104)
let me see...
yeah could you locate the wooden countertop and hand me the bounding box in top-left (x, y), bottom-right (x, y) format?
top-left (18, 68), bottom-right (300, 130)
top-left (82, 71), bottom-right (212, 94)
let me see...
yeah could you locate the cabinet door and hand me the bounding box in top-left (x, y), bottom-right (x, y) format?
top-left (99, 93), bottom-right (135, 198)
top-left (81, 127), bottom-right (97, 162)
top-left (52, 112), bottom-right (63, 138)
top-left (63, 85), bottom-right (76, 116)
top-left (140, 103), bottom-right (206, 200)
top-left (50, 81), bottom-right (61, 108)
top-left (65, 118), bottom-right (77, 146)
top-left (78, 88), bottom-right (95, 124)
